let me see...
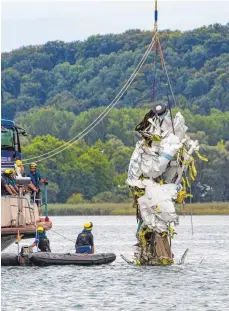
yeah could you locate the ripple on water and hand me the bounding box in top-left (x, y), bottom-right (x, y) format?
top-left (1, 216), bottom-right (229, 311)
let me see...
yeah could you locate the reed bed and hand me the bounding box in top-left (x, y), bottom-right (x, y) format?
top-left (47, 202), bottom-right (229, 216)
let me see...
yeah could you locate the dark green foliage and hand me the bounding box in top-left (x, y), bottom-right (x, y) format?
top-left (1, 24), bottom-right (229, 120)
top-left (18, 105), bottom-right (229, 203)
top-left (2, 24), bottom-right (229, 203)
top-left (16, 107), bottom-right (229, 147)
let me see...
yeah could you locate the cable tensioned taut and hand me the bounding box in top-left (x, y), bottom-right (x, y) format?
top-left (152, 0), bottom-right (158, 100)
top-left (157, 36), bottom-right (177, 107)
top-left (23, 0), bottom-right (177, 164)
top-left (22, 34), bottom-right (157, 164)
top-left (154, 0), bottom-right (158, 33)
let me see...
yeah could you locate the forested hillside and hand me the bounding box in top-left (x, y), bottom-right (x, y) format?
top-left (2, 24), bottom-right (229, 119)
top-left (1, 24), bottom-right (229, 203)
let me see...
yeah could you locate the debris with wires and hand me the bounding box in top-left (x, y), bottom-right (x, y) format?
top-left (126, 104), bottom-right (208, 265)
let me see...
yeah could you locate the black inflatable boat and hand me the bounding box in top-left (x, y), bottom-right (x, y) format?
top-left (1, 252), bottom-right (116, 266)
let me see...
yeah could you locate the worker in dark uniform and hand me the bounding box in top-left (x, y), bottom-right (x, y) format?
top-left (2, 169), bottom-right (18, 195)
top-left (75, 222), bottom-right (94, 254)
top-left (1, 176), bottom-right (15, 195)
top-left (27, 163), bottom-right (48, 206)
top-left (30, 227), bottom-right (51, 252)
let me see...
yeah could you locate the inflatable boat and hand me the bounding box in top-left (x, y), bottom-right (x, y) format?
top-left (1, 252), bottom-right (116, 266)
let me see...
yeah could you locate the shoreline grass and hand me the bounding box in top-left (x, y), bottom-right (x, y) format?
top-left (46, 202), bottom-right (229, 216)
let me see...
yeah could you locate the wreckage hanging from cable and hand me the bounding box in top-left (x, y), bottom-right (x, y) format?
top-left (125, 0), bottom-right (208, 266)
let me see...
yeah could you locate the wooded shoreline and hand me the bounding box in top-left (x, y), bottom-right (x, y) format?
top-left (46, 202), bottom-right (229, 216)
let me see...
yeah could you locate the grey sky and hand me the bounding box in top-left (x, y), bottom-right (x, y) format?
top-left (1, 0), bottom-right (229, 52)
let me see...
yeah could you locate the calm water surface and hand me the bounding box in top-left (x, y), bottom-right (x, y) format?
top-left (1, 215), bottom-right (229, 311)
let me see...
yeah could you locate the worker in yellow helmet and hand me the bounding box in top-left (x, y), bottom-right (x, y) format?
top-left (15, 159), bottom-right (25, 177)
top-left (1, 175), bottom-right (15, 196)
top-left (14, 159), bottom-right (38, 196)
top-left (30, 226), bottom-right (51, 252)
top-left (75, 222), bottom-right (94, 254)
top-left (2, 169), bottom-right (18, 195)
top-left (27, 162), bottom-right (48, 207)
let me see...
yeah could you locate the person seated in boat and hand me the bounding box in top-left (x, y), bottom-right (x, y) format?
top-left (27, 162), bottom-right (48, 206)
top-left (75, 222), bottom-right (94, 254)
top-left (2, 169), bottom-right (18, 195)
top-left (30, 227), bottom-right (51, 252)
top-left (1, 176), bottom-right (15, 195)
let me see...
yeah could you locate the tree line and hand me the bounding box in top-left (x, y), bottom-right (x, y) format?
top-left (1, 23), bottom-right (229, 203)
top-left (2, 23), bottom-right (229, 120)
top-left (18, 107), bottom-right (229, 203)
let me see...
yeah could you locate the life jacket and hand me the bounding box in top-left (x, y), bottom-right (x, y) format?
top-left (37, 232), bottom-right (47, 240)
top-left (77, 230), bottom-right (93, 247)
top-left (34, 231), bottom-right (50, 252)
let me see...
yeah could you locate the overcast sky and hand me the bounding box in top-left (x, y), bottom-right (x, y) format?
top-left (1, 0), bottom-right (229, 52)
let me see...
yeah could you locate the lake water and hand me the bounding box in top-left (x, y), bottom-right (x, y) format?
top-left (1, 215), bottom-right (229, 311)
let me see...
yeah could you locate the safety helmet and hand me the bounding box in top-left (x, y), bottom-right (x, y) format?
top-left (84, 222), bottom-right (93, 230)
top-left (4, 169), bottom-right (15, 176)
top-left (30, 162), bottom-right (37, 169)
top-left (15, 160), bottom-right (22, 166)
top-left (37, 227), bottom-right (44, 232)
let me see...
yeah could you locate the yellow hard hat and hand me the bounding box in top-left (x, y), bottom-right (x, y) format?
top-left (84, 222), bottom-right (93, 230)
top-left (15, 160), bottom-right (22, 166)
top-left (37, 227), bottom-right (44, 232)
top-left (4, 169), bottom-right (15, 175)
top-left (30, 162), bottom-right (37, 169)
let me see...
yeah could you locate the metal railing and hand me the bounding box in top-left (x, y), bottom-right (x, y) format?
top-left (1, 184), bottom-right (49, 226)
top-left (1, 195), bottom-right (38, 227)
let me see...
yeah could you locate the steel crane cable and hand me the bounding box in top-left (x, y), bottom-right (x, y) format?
top-left (23, 34), bottom-right (156, 164)
top-left (22, 34), bottom-right (157, 164)
top-left (157, 36), bottom-right (177, 106)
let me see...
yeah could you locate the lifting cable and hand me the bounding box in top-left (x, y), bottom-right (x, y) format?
top-left (152, 0), bottom-right (158, 101)
top-left (22, 34), bottom-right (157, 164)
top-left (22, 1), bottom-right (177, 165)
top-left (157, 36), bottom-right (177, 107)
top-left (50, 229), bottom-right (76, 243)
top-left (151, 0), bottom-right (176, 135)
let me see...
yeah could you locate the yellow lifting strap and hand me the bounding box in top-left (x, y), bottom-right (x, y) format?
top-left (156, 257), bottom-right (174, 265)
top-left (168, 226), bottom-right (177, 238)
top-left (191, 161), bottom-right (197, 178)
top-left (176, 190), bottom-right (193, 204)
top-left (177, 147), bottom-right (207, 185)
top-left (189, 165), bottom-right (195, 181)
top-left (183, 149), bottom-right (194, 166)
top-left (162, 226), bottom-right (177, 239)
top-left (178, 147), bottom-right (208, 167)
top-left (150, 134), bottom-right (161, 142)
top-left (177, 147), bottom-right (193, 166)
top-left (139, 228), bottom-right (153, 247)
top-left (133, 189), bottom-right (145, 198)
top-left (194, 150), bottom-right (208, 162)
